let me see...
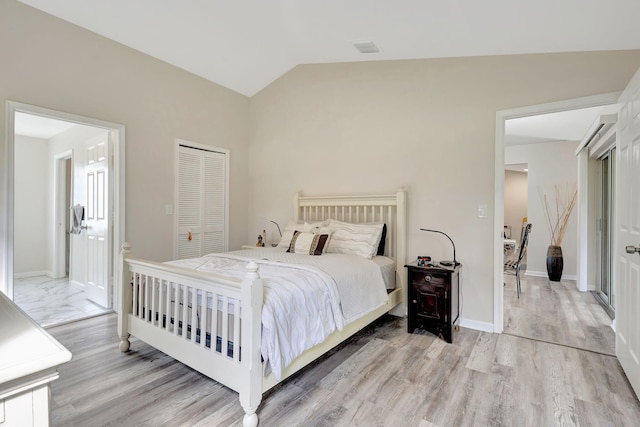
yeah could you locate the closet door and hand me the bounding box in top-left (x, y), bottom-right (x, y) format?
top-left (176, 144), bottom-right (227, 259)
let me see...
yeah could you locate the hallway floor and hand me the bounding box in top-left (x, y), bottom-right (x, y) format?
top-left (503, 273), bottom-right (615, 356)
top-left (13, 275), bottom-right (112, 327)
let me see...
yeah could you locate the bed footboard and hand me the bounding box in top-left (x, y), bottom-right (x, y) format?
top-left (117, 243), bottom-right (263, 427)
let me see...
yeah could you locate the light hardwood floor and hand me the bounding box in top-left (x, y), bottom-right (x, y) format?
top-left (503, 273), bottom-right (615, 356)
top-left (48, 313), bottom-right (640, 426)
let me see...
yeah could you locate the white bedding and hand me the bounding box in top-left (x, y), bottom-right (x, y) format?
top-left (167, 247), bottom-right (389, 380)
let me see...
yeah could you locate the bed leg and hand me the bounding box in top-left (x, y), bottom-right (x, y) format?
top-left (242, 409), bottom-right (258, 427)
top-left (118, 242), bottom-right (133, 353)
top-left (119, 336), bottom-right (131, 352)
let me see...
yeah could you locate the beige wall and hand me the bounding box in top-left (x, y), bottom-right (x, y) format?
top-left (249, 52), bottom-right (640, 326)
top-left (504, 170), bottom-right (528, 241)
top-left (0, 0), bottom-right (250, 265)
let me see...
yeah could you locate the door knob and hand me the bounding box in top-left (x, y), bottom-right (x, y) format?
top-left (626, 245), bottom-right (640, 255)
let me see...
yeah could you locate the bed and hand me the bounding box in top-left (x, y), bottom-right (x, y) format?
top-left (116, 189), bottom-right (407, 426)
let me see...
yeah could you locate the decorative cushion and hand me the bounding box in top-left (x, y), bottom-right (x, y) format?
top-left (326, 220), bottom-right (384, 259)
top-left (277, 219), bottom-right (329, 249)
top-left (287, 231), bottom-right (329, 255)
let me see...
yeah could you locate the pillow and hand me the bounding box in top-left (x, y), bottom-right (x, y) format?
top-left (287, 231), bottom-right (329, 255)
top-left (310, 226), bottom-right (333, 253)
top-left (277, 220), bottom-right (329, 248)
top-left (326, 219), bottom-right (385, 259)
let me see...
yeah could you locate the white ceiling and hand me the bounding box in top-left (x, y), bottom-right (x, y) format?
top-left (504, 106), bottom-right (604, 147)
top-left (14, 112), bottom-right (76, 139)
top-left (17, 0), bottom-right (640, 97)
top-left (15, 1), bottom-right (639, 144)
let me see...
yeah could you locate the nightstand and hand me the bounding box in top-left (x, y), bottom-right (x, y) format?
top-left (405, 261), bottom-right (461, 343)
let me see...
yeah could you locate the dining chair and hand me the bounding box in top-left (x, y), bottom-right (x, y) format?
top-left (504, 223), bottom-right (532, 298)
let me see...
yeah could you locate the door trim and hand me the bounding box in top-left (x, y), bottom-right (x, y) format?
top-left (493, 92), bottom-right (621, 333)
top-left (2, 101), bottom-right (125, 308)
top-left (53, 149), bottom-right (73, 279)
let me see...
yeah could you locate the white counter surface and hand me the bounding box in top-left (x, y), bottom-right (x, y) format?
top-left (0, 291), bottom-right (72, 394)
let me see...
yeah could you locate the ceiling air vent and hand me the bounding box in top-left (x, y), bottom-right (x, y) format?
top-left (352, 40), bottom-right (380, 54)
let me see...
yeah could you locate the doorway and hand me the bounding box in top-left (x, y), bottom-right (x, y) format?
top-left (493, 92), bottom-right (621, 333)
top-left (498, 97), bottom-right (619, 355)
top-left (2, 102), bottom-right (125, 326)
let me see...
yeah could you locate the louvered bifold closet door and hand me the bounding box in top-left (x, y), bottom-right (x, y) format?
top-left (177, 145), bottom-right (226, 259)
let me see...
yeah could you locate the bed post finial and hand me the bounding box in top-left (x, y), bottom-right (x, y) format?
top-left (118, 242), bottom-right (133, 352)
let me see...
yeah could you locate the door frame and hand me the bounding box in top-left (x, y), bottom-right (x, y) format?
top-left (493, 92), bottom-right (620, 332)
top-left (2, 101), bottom-right (125, 307)
top-left (53, 150), bottom-right (73, 279)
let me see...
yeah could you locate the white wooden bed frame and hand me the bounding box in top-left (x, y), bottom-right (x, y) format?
top-left (117, 188), bottom-right (407, 426)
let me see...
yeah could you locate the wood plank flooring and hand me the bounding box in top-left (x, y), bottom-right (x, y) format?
top-left (48, 313), bottom-right (640, 426)
top-left (503, 274), bottom-right (615, 355)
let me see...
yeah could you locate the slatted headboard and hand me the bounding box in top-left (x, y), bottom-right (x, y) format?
top-left (293, 188), bottom-right (407, 314)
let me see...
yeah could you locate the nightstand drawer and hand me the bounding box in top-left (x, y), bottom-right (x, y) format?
top-left (410, 271), bottom-right (447, 287)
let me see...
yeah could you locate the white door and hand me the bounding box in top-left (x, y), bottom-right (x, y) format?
top-left (176, 144), bottom-right (227, 259)
top-left (83, 135), bottom-right (110, 307)
top-left (616, 67), bottom-right (640, 398)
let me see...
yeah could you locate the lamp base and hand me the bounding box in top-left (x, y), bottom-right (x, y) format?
top-left (439, 261), bottom-right (459, 267)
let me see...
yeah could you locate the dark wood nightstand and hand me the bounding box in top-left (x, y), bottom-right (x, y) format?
top-left (405, 261), bottom-right (461, 343)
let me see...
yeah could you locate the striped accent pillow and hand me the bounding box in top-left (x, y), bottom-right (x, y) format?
top-left (287, 231), bottom-right (329, 255)
top-left (277, 220), bottom-right (329, 249)
top-left (326, 220), bottom-right (385, 259)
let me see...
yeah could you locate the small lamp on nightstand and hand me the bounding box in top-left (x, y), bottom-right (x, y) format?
top-left (265, 218), bottom-right (282, 247)
top-left (420, 228), bottom-right (459, 267)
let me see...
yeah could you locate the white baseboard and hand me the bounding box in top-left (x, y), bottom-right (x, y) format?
top-left (14, 270), bottom-right (52, 279)
top-left (459, 317), bottom-right (494, 333)
top-left (525, 270), bottom-right (577, 281)
top-left (70, 280), bottom-right (85, 290)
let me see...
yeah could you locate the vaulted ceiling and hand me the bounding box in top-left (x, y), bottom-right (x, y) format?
top-left (17, 0), bottom-right (640, 97)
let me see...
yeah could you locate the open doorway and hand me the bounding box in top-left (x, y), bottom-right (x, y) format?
top-left (503, 163), bottom-right (529, 252)
top-left (3, 102), bottom-right (125, 327)
top-left (495, 93), bottom-right (619, 355)
top-left (494, 93), bottom-right (619, 332)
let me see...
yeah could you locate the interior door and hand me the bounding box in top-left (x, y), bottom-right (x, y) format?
top-left (83, 135), bottom-right (110, 308)
top-left (616, 67), bottom-right (640, 398)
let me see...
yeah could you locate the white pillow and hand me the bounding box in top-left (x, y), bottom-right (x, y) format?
top-left (326, 219), bottom-right (384, 259)
top-left (287, 231), bottom-right (330, 255)
top-left (277, 219), bottom-right (329, 248)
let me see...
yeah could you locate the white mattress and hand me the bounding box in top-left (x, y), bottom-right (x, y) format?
top-left (371, 255), bottom-right (396, 290)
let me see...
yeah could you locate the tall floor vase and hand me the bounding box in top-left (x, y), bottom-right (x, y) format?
top-left (546, 245), bottom-right (563, 281)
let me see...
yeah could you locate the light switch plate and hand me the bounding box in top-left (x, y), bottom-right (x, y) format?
top-left (165, 204), bottom-right (174, 215)
top-left (478, 204), bottom-right (488, 218)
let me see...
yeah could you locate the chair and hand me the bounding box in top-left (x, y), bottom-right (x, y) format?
top-left (504, 223), bottom-right (532, 298)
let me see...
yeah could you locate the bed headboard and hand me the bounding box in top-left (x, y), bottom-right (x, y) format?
top-left (293, 188), bottom-right (407, 309)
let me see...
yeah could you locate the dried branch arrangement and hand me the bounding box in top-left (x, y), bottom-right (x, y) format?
top-left (538, 183), bottom-right (578, 247)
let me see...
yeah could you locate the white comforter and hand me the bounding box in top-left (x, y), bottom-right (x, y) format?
top-left (167, 247), bottom-right (389, 380)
